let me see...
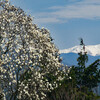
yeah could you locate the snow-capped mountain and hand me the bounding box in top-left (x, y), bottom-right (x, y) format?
top-left (59, 44), bottom-right (100, 66)
top-left (59, 44), bottom-right (100, 56)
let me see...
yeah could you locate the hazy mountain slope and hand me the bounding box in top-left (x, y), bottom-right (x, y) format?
top-left (60, 53), bottom-right (100, 66)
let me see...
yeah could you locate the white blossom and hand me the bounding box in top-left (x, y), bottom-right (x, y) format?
top-left (0, 1), bottom-right (66, 100)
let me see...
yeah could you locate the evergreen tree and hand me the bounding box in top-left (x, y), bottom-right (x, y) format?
top-left (69, 38), bottom-right (100, 99)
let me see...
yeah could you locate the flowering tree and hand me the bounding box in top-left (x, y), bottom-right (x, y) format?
top-left (0, 0), bottom-right (63, 100)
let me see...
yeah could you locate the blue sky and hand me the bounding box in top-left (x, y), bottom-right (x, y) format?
top-left (11, 0), bottom-right (100, 50)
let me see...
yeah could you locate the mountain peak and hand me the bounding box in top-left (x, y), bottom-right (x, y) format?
top-left (59, 44), bottom-right (100, 56)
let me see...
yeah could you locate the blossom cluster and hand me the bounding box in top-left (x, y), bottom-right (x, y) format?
top-left (0, 0), bottom-right (65, 100)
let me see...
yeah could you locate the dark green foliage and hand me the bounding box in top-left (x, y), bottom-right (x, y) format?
top-left (83, 59), bottom-right (100, 90)
top-left (0, 92), bottom-right (4, 100)
top-left (72, 39), bottom-right (100, 90)
top-left (45, 77), bottom-right (99, 100)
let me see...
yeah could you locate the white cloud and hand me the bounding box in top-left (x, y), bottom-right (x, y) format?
top-left (34, 17), bottom-right (61, 24)
top-left (34, 0), bottom-right (100, 24)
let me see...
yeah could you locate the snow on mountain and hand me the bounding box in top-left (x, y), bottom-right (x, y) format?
top-left (59, 44), bottom-right (100, 56)
top-left (59, 44), bottom-right (100, 66)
